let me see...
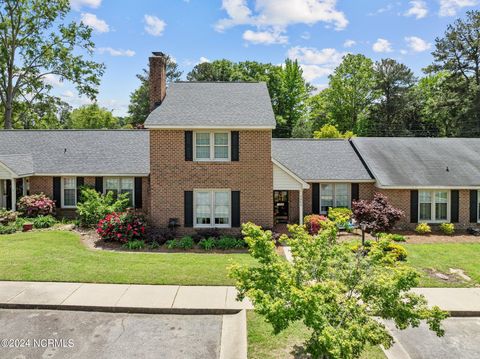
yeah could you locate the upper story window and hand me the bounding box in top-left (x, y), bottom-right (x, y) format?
top-left (61, 177), bottom-right (77, 208)
top-left (419, 190), bottom-right (449, 223)
top-left (320, 183), bottom-right (350, 214)
top-left (194, 132), bottom-right (230, 161)
top-left (104, 177), bottom-right (134, 207)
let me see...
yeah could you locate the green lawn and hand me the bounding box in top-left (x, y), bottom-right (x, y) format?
top-left (405, 243), bottom-right (480, 287)
top-left (247, 311), bottom-right (386, 359)
top-left (0, 231), bottom-right (256, 285)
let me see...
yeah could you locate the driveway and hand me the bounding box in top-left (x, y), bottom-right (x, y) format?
top-left (385, 318), bottom-right (480, 359)
top-left (0, 309), bottom-right (224, 359)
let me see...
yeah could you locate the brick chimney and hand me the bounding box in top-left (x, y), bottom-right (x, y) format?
top-left (149, 51), bottom-right (167, 111)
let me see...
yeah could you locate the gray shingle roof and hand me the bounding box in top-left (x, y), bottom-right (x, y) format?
top-left (272, 139), bottom-right (373, 181)
top-left (0, 130), bottom-right (149, 176)
top-left (352, 137), bottom-right (480, 187)
top-left (144, 82), bottom-right (276, 128)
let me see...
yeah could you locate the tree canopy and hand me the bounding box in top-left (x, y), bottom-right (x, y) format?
top-left (67, 104), bottom-right (119, 129)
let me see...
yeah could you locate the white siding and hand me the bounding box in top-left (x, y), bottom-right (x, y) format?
top-left (0, 163), bottom-right (12, 179)
top-left (273, 163), bottom-right (303, 190)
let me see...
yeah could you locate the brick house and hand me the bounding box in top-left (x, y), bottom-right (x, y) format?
top-left (0, 52), bottom-right (479, 232)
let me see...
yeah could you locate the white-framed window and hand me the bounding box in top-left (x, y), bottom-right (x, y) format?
top-left (104, 177), bottom-right (135, 207)
top-left (194, 189), bottom-right (231, 228)
top-left (418, 190), bottom-right (450, 223)
top-left (320, 183), bottom-right (351, 213)
top-left (194, 132), bottom-right (230, 161)
top-left (61, 177), bottom-right (77, 208)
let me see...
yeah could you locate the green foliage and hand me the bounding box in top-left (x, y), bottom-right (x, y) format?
top-left (350, 239), bottom-right (408, 261)
top-left (167, 236), bottom-right (194, 250)
top-left (0, 210), bottom-right (18, 224)
top-left (122, 240), bottom-right (145, 250)
top-left (230, 222), bottom-right (446, 359)
top-left (216, 236), bottom-right (246, 250)
top-left (313, 124), bottom-right (354, 139)
top-left (199, 237), bottom-right (216, 251)
top-left (14, 217), bottom-right (28, 230)
top-left (328, 207), bottom-right (353, 227)
top-left (0, 224), bottom-right (17, 235)
top-left (76, 187), bottom-right (130, 227)
top-left (440, 223), bottom-right (455, 235)
top-left (0, 0), bottom-right (104, 129)
top-left (415, 223), bottom-right (432, 235)
top-left (377, 232), bottom-right (406, 242)
top-left (67, 104), bottom-right (119, 129)
top-left (32, 215), bottom-right (57, 229)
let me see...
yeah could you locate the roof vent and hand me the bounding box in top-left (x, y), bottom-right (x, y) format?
top-left (446, 166), bottom-right (449, 172)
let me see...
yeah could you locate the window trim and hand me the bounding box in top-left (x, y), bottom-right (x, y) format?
top-left (103, 177), bottom-right (135, 207)
top-left (319, 183), bottom-right (351, 214)
top-left (61, 176), bottom-right (77, 209)
top-left (193, 189), bottom-right (231, 228)
top-left (193, 131), bottom-right (231, 162)
top-left (418, 189), bottom-right (450, 224)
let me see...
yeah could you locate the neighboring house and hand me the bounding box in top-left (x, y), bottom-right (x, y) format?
top-left (0, 52), bottom-right (479, 232)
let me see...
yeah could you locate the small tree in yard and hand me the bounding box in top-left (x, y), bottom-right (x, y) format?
top-left (352, 193), bottom-right (404, 234)
top-left (230, 223), bottom-right (446, 359)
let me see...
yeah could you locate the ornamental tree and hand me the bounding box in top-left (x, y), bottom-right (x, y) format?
top-left (230, 223), bottom-right (446, 359)
top-left (352, 193), bottom-right (404, 234)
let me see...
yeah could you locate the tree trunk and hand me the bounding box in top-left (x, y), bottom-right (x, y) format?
top-left (4, 103), bottom-right (13, 129)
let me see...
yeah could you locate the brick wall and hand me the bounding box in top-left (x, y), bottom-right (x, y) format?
top-left (149, 129), bottom-right (273, 233)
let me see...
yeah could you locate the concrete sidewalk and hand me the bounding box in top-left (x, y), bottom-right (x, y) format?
top-left (412, 288), bottom-right (480, 316)
top-left (0, 281), bottom-right (253, 314)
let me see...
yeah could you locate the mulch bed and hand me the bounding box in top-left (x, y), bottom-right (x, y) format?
top-left (77, 228), bottom-right (249, 254)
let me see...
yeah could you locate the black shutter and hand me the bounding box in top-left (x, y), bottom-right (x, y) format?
top-left (231, 131), bottom-right (239, 161)
top-left (232, 191), bottom-right (241, 227)
top-left (351, 183), bottom-right (360, 203)
top-left (451, 190), bottom-right (459, 223)
top-left (76, 177), bottom-right (84, 203)
top-left (184, 191), bottom-right (193, 227)
top-left (312, 183), bottom-right (320, 214)
top-left (185, 131), bottom-right (193, 161)
top-left (53, 177), bottom-right (62, 209)
top-left (410, 190), bottom-right (418, 223)
top-left (95, 177), bottom-right (103, 193)
top-left (134, 177), bottom-right (143, 209)
top-left (470, 190), bottom-right (478, 223)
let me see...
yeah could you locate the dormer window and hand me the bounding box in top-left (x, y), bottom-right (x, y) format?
top-left (194, 132), bottom-right (230, 161)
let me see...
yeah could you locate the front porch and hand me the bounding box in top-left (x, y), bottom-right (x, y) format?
top-left (0, 156), bottom-right (32, 211)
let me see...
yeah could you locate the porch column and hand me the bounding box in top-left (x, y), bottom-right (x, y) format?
top-left (299, 189), bottom-right (304, 225)
top-left (11, 179), bottom-right (16, 211)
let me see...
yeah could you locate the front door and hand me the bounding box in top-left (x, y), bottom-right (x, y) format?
top-left (5, 180), bottom-right (11, 210)
top-left (274, 190), bottom-right (289, 224)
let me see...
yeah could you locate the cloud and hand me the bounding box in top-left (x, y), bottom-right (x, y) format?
top-left (215, 0), bottom-right (348, 45)
top-left (372, 38), bottom-right (393, 53)
top-left (405, 1), bottom-right (428, 19)
top-left (97, 47), bottom-right (136, 57)
top-left (70, 0), bottom-right (101, 11)
top-left (439, 0), bottom-right (478, 16)
top-left (144, 15), bottom-right (166, 36)
top-left (287, 46), bottom-right (346, 81)
top-left (80, 13), bottom-right (109, 33)
top-left (243, 29), bottom-right (288, 44)
top-left (405, 36), bottom-right (431, 52)
top-left (368, 3), bottom-right (394, 16)
top-left (343, 39), bottom-right (356, 48)
top-left (43, 74), bottom-right (63, 87)
top-left (199, 57), bottom-right (210, 64)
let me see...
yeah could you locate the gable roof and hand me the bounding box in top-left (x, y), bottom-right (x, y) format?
top-left (352, 137), bottom-right (480, 188)
top-left (144, 82), bottom-right (276, 129)
top-left (271, 139), bottom-right (373, 182)
top-left (0, 130), bottom-right (149, 176)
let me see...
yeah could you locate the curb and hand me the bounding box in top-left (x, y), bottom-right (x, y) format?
top-left (220, 310), bottom-right (247, 359)
top-left (0, 303), bottom-right (241, 316)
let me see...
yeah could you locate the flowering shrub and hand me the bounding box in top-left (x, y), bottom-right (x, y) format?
top-left (304, 214), bottom-right (328, 235)
top-left (352, 193), bottom-right (404, 234)
top-left (97, 212), bottom-right (146, 243)
top-left (18, 194), bottom-right (55, 217)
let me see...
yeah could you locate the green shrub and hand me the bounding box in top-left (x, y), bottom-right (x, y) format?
top-left (328, 207), bottom-right (352, 228)
top-left (199, 237), bottom-right (216, 251)
top-left (76, 187), bottom-right (130, 227)
top-left (377, 232), bottom-right (406, 242)
top-left (122, 240), bottom-right (145, 250)
top-left (383, 242), bottom-right (408, 261)
top-left (349, 239), bottom-right (407, 261)
top-left (0, 224), bottom-right (16, 235)
top-left (167, 236), bottom-right (194, 250)
top-left (14, 217), bottom-right (28, 230)
top-left (440, 223), bottom-right (455, 235)
top-left (216, 235), bottom-right (246, 250)
top-left (415, 223), bottom-right (431, 235)
top-left (33, 215), bottom-right (57, 229)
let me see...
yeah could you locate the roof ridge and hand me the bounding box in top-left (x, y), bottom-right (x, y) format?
top-left (0, 129), bottom-right (146, 132)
